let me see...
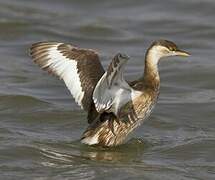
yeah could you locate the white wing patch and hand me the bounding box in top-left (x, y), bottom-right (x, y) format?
top-left (93, 75), bottom-right (141, 116)
top-left (43, 44), bottom-right (85, 108)
top-left (93, 72), bottom-right (113, 112)
top-left (93, 53), bottom-right (142, 116)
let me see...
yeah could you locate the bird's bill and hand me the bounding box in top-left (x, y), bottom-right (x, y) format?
top-left (174, 49), bottom-right (190, 57)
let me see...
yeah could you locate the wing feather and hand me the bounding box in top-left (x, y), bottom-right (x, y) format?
top-left (30, 42), bottom-right (104, 111)
top-left (93, 53), bottom-right (138, 116)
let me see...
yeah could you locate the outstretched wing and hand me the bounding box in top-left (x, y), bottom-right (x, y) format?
top-left (93, 53), bottom-right (140, 117)
top-left (30, 42), bottom-right (105, 111)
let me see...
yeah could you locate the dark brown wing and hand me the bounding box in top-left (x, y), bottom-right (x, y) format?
top-left (30, 42), bottom-right (105, 114)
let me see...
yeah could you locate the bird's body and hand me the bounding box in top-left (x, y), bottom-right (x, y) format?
top-left (82, 86), bottom-right (159, 146)
top-left (30, 40), bottom-right (189, 147)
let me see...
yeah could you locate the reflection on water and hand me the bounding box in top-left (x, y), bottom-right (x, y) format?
top-left (40, 139), bottom-right (147, 164)
top-left (0, 0), bottom-right (215, 179)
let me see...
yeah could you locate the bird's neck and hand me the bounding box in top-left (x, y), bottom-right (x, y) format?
top-left (143, 49), bottom-right (160, 90)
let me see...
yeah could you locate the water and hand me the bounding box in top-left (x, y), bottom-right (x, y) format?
top-left (0, 0), bottom-right (215, 179)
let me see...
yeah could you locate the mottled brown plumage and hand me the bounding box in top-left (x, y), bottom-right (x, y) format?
top-left (29, 40), bottom-right (190, 147)
top-left (82, 90), bottom-right (158, 146)
top-left (81, 58), bottom-right (160, 146)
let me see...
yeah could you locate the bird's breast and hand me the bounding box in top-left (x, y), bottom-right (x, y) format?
top-left (119, 90), bottom-right (158, 121)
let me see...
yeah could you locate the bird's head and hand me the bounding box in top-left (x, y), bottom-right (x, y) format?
top-left (147, 40), bottom-right (190, 64)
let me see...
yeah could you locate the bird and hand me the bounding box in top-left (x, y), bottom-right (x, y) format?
top-left (29, 39), bottom-right (190, 147)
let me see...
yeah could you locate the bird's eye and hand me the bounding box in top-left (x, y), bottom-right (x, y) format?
top-left (169, 47), bottom-right (173, 51)
top-left (170, 46), bottom-right (177, 51)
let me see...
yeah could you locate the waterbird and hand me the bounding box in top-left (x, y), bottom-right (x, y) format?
top-left (30, 40), bottom-right (190, 147)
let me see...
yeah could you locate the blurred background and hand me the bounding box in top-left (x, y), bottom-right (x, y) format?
top-left (0, 0), bottom-right (215, 179)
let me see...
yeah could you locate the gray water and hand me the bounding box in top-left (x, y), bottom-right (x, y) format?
top-left (0, 0), bottom-right (215, 179)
